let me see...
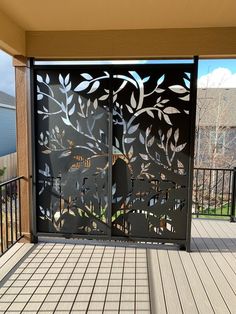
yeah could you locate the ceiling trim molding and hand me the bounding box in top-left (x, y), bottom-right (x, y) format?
top-left (26, 27), bottom-right (236, 59)
top-left (0, 9), bottom-right (25, 56)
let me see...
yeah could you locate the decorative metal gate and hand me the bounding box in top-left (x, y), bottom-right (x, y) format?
top-left (32, 60), bottom-right (198, 250)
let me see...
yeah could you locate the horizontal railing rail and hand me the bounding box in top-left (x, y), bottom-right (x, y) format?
top-left (192, 167), bottom-right (235, 220)
top-left (0, 176), bottom-right (24, 255)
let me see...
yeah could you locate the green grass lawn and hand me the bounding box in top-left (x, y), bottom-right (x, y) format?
top-left (193, 204), bottom-right (231, 220)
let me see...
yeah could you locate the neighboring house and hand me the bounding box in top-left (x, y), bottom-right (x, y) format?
top-left (195, 88), bottom-right (236, 168)
top-left (0, 91), bottom-right (16, 156)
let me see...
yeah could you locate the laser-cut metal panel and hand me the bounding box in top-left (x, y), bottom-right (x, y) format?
top-left (34, 63), bottom-right (196, 243)
top-left (111, 66), bottom-right (195, 239)
top-left (35, 69), bottom-right (110, 235)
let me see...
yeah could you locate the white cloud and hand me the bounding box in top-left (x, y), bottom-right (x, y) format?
top-left (0, 50), bottom-right (15, 96)
top-left (198, 67), bottom-right (236, 88)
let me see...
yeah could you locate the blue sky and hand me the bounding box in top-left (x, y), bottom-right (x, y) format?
top-left (198, 59), bottom-right (236, 77)
top-left (0, 50), bottom-right (15, 96)
top-left (1, 50), bottom-right (236, 96)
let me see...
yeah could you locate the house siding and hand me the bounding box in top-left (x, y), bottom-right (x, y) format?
top-left (0, 106), bottom-right (16, 156)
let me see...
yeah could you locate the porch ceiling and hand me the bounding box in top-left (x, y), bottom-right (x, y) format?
top-left (0, 0), bottom-right (236, 31)
top-left (0, 0), bottom-right (236, 58)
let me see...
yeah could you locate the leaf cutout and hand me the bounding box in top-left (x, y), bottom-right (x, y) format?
top-left (46, 74), bottom-right (50, 84)
top-left (113, 94), bottom-right (118, 103)
top-left (42, 150), bottom-right (52, 154)
top-left (65, 82), bottom-right (72, 92)
top-left (139, 133), bottom-right (145, 144)
top-left (80, 73), bottom-right (92, 80)
top-left (139, 153), bottom-right (149, 161)
top-left (74, 81), bottom-right (90, 92)
top-left (143, 76), bottom-right (150, 83)
top-left (156, 88), bottom-right (165, 93)
top-left (160, 99), bottom-right (169, 104)
top-left (147, 110), bottom-right (154, 118)
top-left (177, 160), bottom-right (184, 169)
top-left (59, 150), bottom-right (71, 158)
top-left (130, 92), bottom-right (137, 109)
top-left (99, 94), bottom-right (109, 101)
top-left (126, 105), bottom-right (133, 114)
top-left (124, 138), bottom-right (135, 144)
top-left (170, 142), bottom-right (176, 151)
top-left (128, 123), bottom-right (139, 134)
top-left (37, 94), bottom-right (43, 101)
top-left (61, 117), bottom-right (71, 126)
top-left (87, 143), bottom-right (94, 148)
top-left (146, 127), bottom-right (151, 137)
top-left (169, 85), bottom-right (187, 93)
top-left (158, 110), bottom-right (162, 120)
top-left (157, 74), bottom-right (165, 86)
top-left (60, 102), bottom-right (66, 112)
top-left (93, 99), bottom-right (98, 110)
top-left (115, 137), bottom-right (120, 148)
top-left (60, 87), bottom-right (66, 94)
top-left (37, 75), bottom-right (43, 83)
top-left (59, 74), bottom-right (64, 85)
top-left (88, 81), bottom-right (100, 94)
top-left (163, 114), bottom-right (172, 125)
top-left (184, 72), bottom-right (191, 79)
top-left (183, 78), bottom-right (190, 88)
top-left (148, 136), bottom-right (155, 147)
top-left (130, 157), bottom-right (137, 163)
top-left (155, 152), bottom-right (160, 161)
top-left (179, 95), bottom-right (190, 101)
top-left (128, 146), bottom-right (134, 157)
top-left (65, 74), bottom-right (70, 85)
top-left (163, 107), bottom-right (180, 114)
top-left (184, 110), bottom-right (189, 115)
top-left (67, 94), bottom-right (73, 105)
top-left (175, 143), bottom-right (187, 152)
top-left (69, 104), bottom-right (75, 116)
top-left (174, 129), bottom-right (179, 143)
top-left (167, 128), bottom-right (172, 139)
top-left (37, 86), bottom-right (40, 93)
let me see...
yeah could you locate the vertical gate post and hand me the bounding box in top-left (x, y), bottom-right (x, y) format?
top-left (13, 56), bottom-right (32, 242)
top-left (230, 167), bottom-right (236, 222)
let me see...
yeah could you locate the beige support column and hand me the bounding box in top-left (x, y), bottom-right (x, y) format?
top-left (13, 56), bottom-right (32, 243)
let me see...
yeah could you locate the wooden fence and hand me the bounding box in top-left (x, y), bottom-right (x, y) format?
top-left (0, 152), bottom-right (17, 182)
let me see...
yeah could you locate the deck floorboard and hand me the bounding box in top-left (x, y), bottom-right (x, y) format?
top-left (0, 219), bottom-right (235, 314)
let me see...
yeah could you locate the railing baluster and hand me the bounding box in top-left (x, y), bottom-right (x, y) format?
top-left (228, 170), bottom-right (232, 217)
top-left (214, 170), bottom-right (218, 214)
top-left (5, 183), bottom-right (8, 249)
top-left (230, 167), bottom-right (236, 222)
top-left (201, 169), bottom-right (205, 215)
top-left (10, 182), bottom-right (13, 244)
top-left (18, 179), bottom-right (22, 236)
top-left (221, 170), bottom-right (225, 215)
top-left (0, 176), bottom-right (23, 256)
top-left (208, 169), bottom-right (212, 214)
top-left (0, 186), bottom-right (3, 254)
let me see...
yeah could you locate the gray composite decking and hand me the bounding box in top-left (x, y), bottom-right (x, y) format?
top-left (0, 219), bottom-right (235, 314)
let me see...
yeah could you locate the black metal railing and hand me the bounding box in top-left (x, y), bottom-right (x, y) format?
top-left (0, 176), bottom-right (23, 255)
top-left (192, 167), bottom-right (236, 220)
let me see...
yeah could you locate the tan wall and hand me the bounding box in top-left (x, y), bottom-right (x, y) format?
top-left (26, 27), bottom-right (236, 59)
top-left (0, 9), bottom-right (25, 56)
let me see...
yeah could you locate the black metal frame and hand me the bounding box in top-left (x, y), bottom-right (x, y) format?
top-left (30, 58), bottom-right (198, 251)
